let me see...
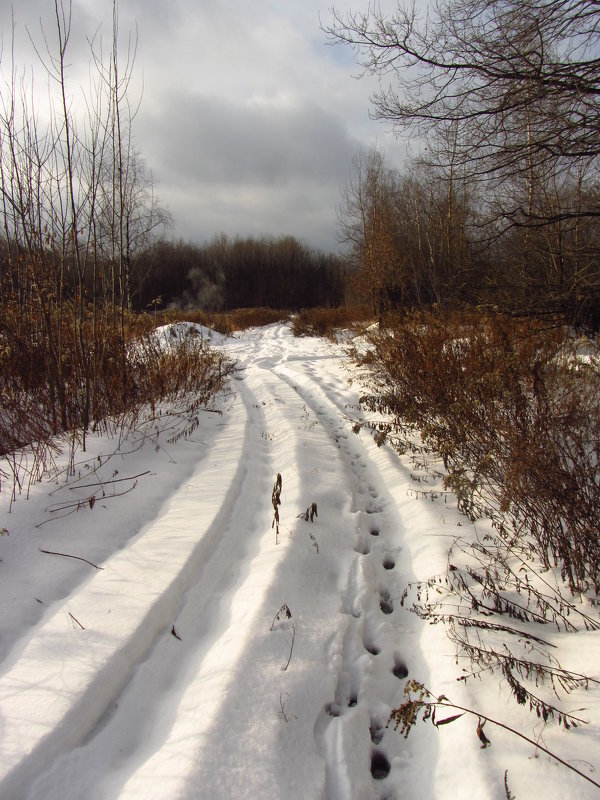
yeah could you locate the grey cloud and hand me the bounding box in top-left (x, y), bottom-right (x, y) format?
top-left (160, 177), bottom-right (344, 251)
top-left (135, 92), bottom-right (363, 248)
top-left (140, 93), bottom-right (359, 189)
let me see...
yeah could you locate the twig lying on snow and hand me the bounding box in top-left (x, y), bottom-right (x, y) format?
top-left (270, 604), bottom-right (296, 671)
top-left (69, 612), bottom-right (85, 630)
top-left (279, 692), bottom-right (296, 722)
top-left (37, 481), bottom-right (140, 526)
top-left (67, 470), bottom-right (152, 490)
top-left (171, 625), bottom-right (182, 641)
top-left (39, 548), bottom-right (103, 570)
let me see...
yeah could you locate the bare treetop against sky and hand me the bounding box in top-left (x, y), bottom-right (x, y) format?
top-left (0, 0), bottom-right (405, 251)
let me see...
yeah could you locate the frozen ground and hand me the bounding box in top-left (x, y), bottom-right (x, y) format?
top-left (0, 322), bottom-right (598, 799)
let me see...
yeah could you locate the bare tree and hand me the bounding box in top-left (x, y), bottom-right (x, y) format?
top-left (338, 148), bottom-right (404, 316)
top-left (0, 0), bottom-right (171, 451)
top-left (325, 0), bottom-right (600, 222)
top-left (325, 0), bottom-right (600, 326)
top-left (338, 146), bottom-right (476, 313)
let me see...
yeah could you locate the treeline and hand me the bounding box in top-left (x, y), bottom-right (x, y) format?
top-left (339, 149), bottom-right (600, 331)
top-left (130, 234), bottom-right (349, 312)
top-left (328, 0), bottom-right (600, 332)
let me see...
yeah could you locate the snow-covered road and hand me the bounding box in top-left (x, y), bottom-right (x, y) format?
top-left (0, 323), bottom-right (597, 799)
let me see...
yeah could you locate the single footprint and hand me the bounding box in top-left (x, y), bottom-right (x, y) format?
top-left (355, 540), bottom-right (370, 555)
top-left (364, 639), bottom-right (381, 656)
top-left (392, 658), bottom-right (409, 679)
top-left (371, 750), bottom-right (391, 780)
top-left (380, 591), bottom-right (394, 615)
top-left (370, 719), bottom-right (385, 745)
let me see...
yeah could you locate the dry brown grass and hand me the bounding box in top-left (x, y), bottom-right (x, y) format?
top-left (155, 307), bottom-right (291, 334)
top-left (359, 309), bottom-right (600, 594)
top-left (291, 305), bottom-right (373, 339)
top-left (0, 305), bottom-right (231, 472)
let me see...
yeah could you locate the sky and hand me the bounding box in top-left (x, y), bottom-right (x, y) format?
top-left (0, 0), bottom-right (409, 252)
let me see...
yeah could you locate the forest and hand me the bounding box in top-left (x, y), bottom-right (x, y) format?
top-left (129, 235), bottom-right (349, 312)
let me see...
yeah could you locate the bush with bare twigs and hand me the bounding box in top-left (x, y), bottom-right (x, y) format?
top-left (0, 305), bottom-right (232, 498)
top-left (358, 309), bottom-right (600, 594)
top-left (355, 309), bottom-right (600, 722)
top-left (291, 305), bottom-right (372, 339)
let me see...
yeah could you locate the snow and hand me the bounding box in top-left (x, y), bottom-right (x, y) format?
top-left (150, 322), bottom-right (230, 350)
top-left (0, 322), bottom-right (598, 799)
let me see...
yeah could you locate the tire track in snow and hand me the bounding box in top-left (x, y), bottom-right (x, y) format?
top-left (25, 373), bottom-right (285, 800)
top-left (0, 388), bottom-right (253, 799)
top-left (115, 373), bottom-right (291, 796)
top-left (23, 359), bottom-right (333, 800)
top-left (110, 364), bottom-right (356, 800)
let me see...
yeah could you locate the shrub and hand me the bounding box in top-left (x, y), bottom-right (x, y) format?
top-left (291, 305), bottom-right (373, 339)
top-left (155, 307), bottom-right (290, 333)
top-left (0, 304), bottom-right (232, 497)
top-left (358, 309), bottom-right (600, 594)
top-left (357, 309), bottom-right (600, 724)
